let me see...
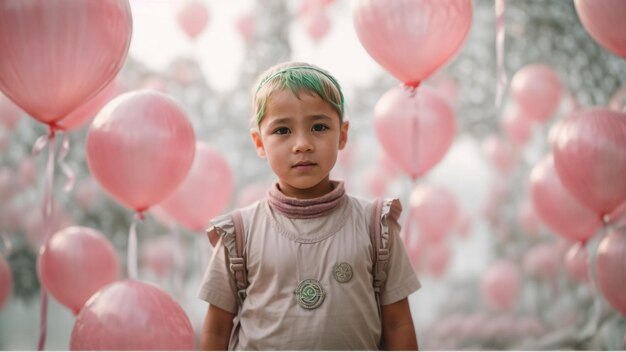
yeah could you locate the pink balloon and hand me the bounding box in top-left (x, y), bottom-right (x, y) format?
top-left (57, 79), bottom-right (121, 132)
top-left (510, 64), bottom-right (562, 122)
top-left (424, 241), bottom-right (451, 278)
top-left (374, 85), bottom-right (456, 180)
top-left (0, 92), bottom-right (23, 131)
top-left (596, 228), bottom-right (626, 316)
top-left (481, 135), bottom-right (517, 175)
top-left (565, 242), bottom-right (589, 283)
top-left (574, 0), bottom-right (626, 58)
top-left (86, 90), bottom-right (196, 213)
top-left (304, 9), bottom-right (331, 42)
top-left (0, 0), bottom-right (131, 126)
top-left (552, 108), bottom-right (626, 218)
top-left (530, 155), bottom-right (602, 242)
top-left (235, 11), bottom-right (257, 42)
top-left (0, 254), bottom-right (11, 309)
top-left (481, 260), bottom-right (520, 311)
top-left (353, 0), bottom-right (473, 86)
top-left (454, 210), bottom-right (472, 238)
top-left (523, 242), bottom-right (561, 281)
top-left (38, 226), bottom-right (119, 315)
top-left (158, 143), bottom-right (233, 232)
top-left (517, 201), bottom-right (542, 237)
top-left (501, 105), bottom-right (533, 146)
top-left (177, 1), bottom-right (210, 40)
top-left (70, 280), bottom-right (195, 350)
top-left (409, 184), bottom-right (458, 243)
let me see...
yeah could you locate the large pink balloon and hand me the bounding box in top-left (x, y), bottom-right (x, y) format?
top-left (530, 155), bottom-right (602, 242)
top-left (0, 0), bottom-right (132, 126)
top-left (158, 143), bottom-right (233, 232)
top-left (574, 0), bottom-right (626, 59)
top-left (510, 64), bottom-right (562, 122)
top-left (37, 226), bottom-right (119, 315)
top-left (481, 260), bottom-right (520, 311)
top-left (57, 79), bottom-right (121, 132)
top-left (596, 228), bottom-right (626, 316)
top-left (86, 90), bottom-right (196, 213)
top-left (177, 1), bottom-right (210, 40)
top-left (0, 254), bottom-right (11, 309)
top-left (409, 184), bottom-right (459, 243)
top-left (70, 280), bottom-right (195, 350)
top-left (374, 85), bottom-right (456, 180)
top-left (353, 0), bottom-right (473, 86)
top-left (552, 108), bottom-right (626, 218)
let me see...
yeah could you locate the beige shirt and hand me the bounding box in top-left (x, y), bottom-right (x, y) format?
top-left (198, 195), bottom-right (420, 350)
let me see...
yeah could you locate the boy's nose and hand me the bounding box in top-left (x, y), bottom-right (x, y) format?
top-left (292, 134), bottom-right (314, 153)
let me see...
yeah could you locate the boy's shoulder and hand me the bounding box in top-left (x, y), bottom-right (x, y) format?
top-left (345, 194), bottom-right (403, 218)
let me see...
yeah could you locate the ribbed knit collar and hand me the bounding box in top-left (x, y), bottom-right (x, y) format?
top-left (267, 181), bottom-right (346, 219)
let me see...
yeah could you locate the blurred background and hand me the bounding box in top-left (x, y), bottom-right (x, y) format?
top-left (1, 0), bottom-right (625, 349)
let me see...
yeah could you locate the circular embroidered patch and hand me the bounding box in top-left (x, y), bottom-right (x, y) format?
top-left (333, 262), bottom-right (353, 283)
top-left (294, 279), bottom-right (325, 310)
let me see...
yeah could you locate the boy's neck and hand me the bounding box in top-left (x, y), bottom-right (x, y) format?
top-left (277, 178), bottom-right (334, 199)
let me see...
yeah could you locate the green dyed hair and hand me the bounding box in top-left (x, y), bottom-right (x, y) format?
top-left (252, 62), bottom-right (344, 126)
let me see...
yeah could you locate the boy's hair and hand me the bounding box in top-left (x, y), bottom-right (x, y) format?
top-left (252, 62), bottom-right (344, 127)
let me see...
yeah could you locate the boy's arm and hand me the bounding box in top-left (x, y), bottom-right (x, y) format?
top-left (381, 298), bottom-right (418, 351)
top-left (200, 304), bottom-right (235, 350)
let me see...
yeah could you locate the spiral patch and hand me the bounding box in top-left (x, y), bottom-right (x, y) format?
top-left (294, 279), bottom-right (325, 310)
top-left (333, 262), bottom-right (353, 283)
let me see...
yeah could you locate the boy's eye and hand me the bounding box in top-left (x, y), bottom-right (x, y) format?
top-left (273, 127), bottom-right (290, 135)
top-left (312, 124), bottom-right (329, 132)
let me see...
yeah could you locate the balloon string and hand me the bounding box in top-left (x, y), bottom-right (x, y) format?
top-left (36, 126), bottom-right (56, 351)
top-left (495, 0), bottom-right (507, 108)
top-left (128, 212), bottom-right (144, 279)
top-left (58, 133), bottom-right (75, 192)
top-left (407, 85), bottom-right (420, 181)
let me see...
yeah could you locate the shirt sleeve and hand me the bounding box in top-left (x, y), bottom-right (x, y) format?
top-left (379, 199), bottom-right (421, 305)
top-left (196, 217), bottom-right (239, 314)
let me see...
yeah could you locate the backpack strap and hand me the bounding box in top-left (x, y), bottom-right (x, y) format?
top-left (229, 210), bottom-right (248, 304)
top-left (371, 198), bottom-right (389, 317)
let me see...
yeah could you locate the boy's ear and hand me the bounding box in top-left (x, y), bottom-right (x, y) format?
top-left (338, 121), bottom-right (349, 150)
top-left (250, 128), bottom-right (266, 158)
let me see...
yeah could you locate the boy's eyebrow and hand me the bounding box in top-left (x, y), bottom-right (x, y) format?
top-left (266, 114), bottom-right (333, 127)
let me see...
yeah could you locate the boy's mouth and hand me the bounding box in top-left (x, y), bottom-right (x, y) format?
top-left (292, 161), bottom-right (316, 168)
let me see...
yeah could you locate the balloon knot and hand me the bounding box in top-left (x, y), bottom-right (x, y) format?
top-left (47, 124), bottom-right (58, 138)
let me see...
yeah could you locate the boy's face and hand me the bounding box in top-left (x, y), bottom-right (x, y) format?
top-left (251, 89), bottom-right (348, 199)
